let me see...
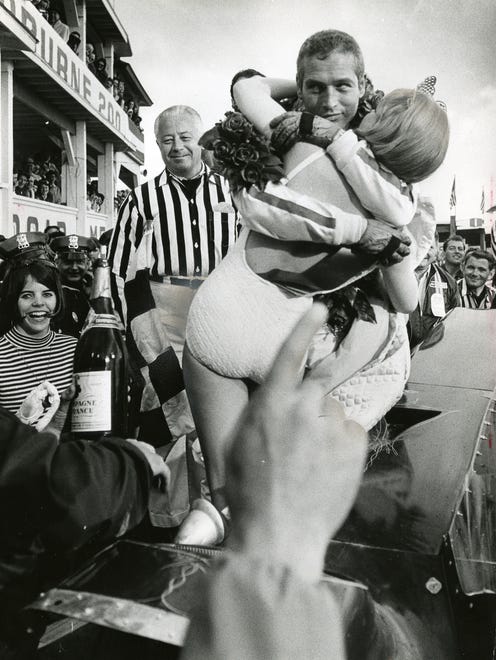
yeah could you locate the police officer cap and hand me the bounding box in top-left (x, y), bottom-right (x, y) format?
top-left (50, 234), bottom-right (96, 260)
top-left (0, 232), bottom-right (52, 264)
top-left (44, 225), bottom-right (65, 240)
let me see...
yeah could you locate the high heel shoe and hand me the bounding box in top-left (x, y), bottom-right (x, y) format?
top-left (174, 499), bottom-right (228, 546)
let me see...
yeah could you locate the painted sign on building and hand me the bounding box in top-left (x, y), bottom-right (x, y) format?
top-left (1, 0), bottom-right (130, 143)
top-left (12, 197), bottom-right (108, 238)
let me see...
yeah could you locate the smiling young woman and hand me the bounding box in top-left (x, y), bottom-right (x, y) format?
top-left (0, 261), bottom-right (77, 414)
top-left (16, 276), bottom-right (58, 338)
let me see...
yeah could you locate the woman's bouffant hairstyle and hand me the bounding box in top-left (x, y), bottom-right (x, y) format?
top-left (355, 89), bottom-right (449, 183)
top-left (0, 260), bottom-right (64, 335)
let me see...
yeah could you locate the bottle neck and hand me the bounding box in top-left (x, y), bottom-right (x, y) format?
top-left (90, 257), bottom-right (114, 315)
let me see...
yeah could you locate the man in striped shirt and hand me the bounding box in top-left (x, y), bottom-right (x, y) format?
top-left (108, 105), bottom-right (238, 474)
top-left (458, 249), bottom-right (496, 309)
top-left (109, 105), bottom-right (238, 361)
top-left (409, 237), bottom-right (460, 346)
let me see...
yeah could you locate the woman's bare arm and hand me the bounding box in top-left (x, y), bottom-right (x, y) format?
top-left (232, 76), bottom-right (297, 136)
top-left (380, 250), bottom-right (418, 313)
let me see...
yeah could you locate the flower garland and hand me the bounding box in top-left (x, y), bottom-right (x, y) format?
top-left (200, 111), bottom-right (285, 192)
top-left (350, 74), bottom-right (385, 128)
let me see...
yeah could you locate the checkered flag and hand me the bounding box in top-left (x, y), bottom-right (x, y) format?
top-left (417, 75), bottom-right (437, 96)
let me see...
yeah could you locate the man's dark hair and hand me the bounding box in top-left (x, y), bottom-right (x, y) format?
top-left (296, 30), bottom-right (365, 86)
top-left (462, 249), bottom-right (495, 269)
top-left (443, 234), bottom-right (466, 251)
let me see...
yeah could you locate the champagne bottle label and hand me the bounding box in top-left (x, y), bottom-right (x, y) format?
top-left (72, 371), bottom-right (112, 432)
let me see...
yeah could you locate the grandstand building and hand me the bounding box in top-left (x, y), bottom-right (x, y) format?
top-left (0, 0), bottom-right (151, 238)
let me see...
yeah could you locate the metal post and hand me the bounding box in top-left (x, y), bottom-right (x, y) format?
top-left (0, 57), bottom-right (14, 237)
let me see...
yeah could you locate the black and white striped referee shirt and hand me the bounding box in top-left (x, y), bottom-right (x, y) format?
top-left (109, 166), bottom-right (238, 291)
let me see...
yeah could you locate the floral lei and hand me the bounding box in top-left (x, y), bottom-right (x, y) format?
top-left (199, 111), bottom-right (285, 192)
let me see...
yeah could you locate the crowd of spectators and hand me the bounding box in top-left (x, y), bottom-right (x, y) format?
top-left (29, 0), bottom-right (54, 21)
top-left (13, 152), bottom-right (129, 218)
top-left (13, 156), bottom-right (118, 215)
top-left (86, 178), bottom-right (105, 213)
top-left (86, 45), bottom-right (143, 130)
top-left (408, 233), bottom-right (496, 347)
top-left (13, 154), bottom-right (61, 204)
top-left (109, 75), bottom-right (143, 131)
top-left (29, 0), bottom-right (143, 132)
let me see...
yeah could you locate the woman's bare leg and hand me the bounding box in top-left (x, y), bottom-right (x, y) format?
top-left (183, 343), bottom-right (249, 512)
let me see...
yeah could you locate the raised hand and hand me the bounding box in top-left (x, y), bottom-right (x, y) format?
top-left (16, 381), bottom-right (60, 431)
top-left (226, 303), bottom-right (368, 582)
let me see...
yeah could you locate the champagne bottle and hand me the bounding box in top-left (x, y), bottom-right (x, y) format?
top-left (71, 247), bottom-right (128, 438)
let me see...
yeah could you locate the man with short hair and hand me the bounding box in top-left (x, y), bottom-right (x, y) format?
top-left (409, 235), bottom-right (460, 346)
top-left (441, 235), bottom-right (466, 281)
top-left (50, 235), bottom-right (93, 336)
top-left (51, 234), bottom-right (92, 291)
top-left (110, 105), bottom-right (238, 359)
top-left (458, 249), bottom-right (496, 309)
top-left (233, 29), bottom-right (412, 265)
top-left (109, 105), bottom-right (238, 444)
top-left (295, 30), bottom-right (365, 128)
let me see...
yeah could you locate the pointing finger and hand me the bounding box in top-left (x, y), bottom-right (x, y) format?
top-left (264, 303), bottom-right (327, 393)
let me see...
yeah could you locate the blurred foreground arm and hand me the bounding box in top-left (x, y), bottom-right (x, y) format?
top-left (0, 406), bottom-right (160, 556)
top-left (183, 304), bottom-right (368, 660)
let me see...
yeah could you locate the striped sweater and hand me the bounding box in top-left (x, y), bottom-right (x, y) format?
top-left (0, 327), bottom-right (76, 413)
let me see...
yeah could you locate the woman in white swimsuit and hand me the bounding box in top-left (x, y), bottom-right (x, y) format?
top-left (179, 67), bottom-right (448, 544)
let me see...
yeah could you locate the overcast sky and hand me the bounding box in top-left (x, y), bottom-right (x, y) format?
top-left (116, 0), bottom-right (496, 224)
